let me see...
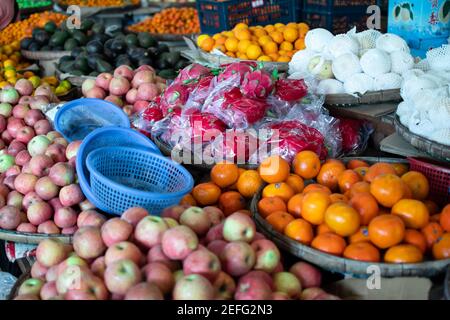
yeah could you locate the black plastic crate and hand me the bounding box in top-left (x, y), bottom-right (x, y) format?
top-left (303, 0), bottom-right (380, 14)
top-left (302, 9), bottom-right (370, 34)
top-left (197, 0), bottom-right (298, 34)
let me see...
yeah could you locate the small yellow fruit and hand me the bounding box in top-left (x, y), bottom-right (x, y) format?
top-left (257, 55), bottom-right (272, 62)
top-left (197, 34), bottom-right (210, 47)
top-left (225, 37), bottom-right (239, 52)
top-left (283, 28), bottom-right (299, 42)
top-left (263, 41), bottom-right (278, 55)
top-left (258, 35), bottom-right (272, 47)
top-left (28, 76), bottom-right (41, 89)
top-left (280, 41), bottom-right (294, 51)
top-left (246, 44), bottom-right (262, 60)
top-left (277, 56), bottom-right (291, 62)
top-left (238, 39), bottom-right (252, 53)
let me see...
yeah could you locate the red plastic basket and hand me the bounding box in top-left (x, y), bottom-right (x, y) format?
top-left (408, 157), bottom-right (450, 206)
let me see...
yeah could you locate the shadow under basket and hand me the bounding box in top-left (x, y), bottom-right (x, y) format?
top-left (86, 146), bottom-right (194, 216)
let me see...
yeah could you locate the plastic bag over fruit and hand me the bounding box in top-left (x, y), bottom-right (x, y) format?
top-left (0, 271), bottom-right (17, 300)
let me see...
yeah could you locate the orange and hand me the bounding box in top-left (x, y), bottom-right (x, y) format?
top-left (264, 25), bottom-right (275, 33)
top-left (253, 28), bottom-right (267, 37)
top-left (283, 28), bottom-right (298, 42)
top-left (349, 226), bottom-right (370, 244)
top-left (287, 193), bottom-right (304, 218)
top-left (236, 170), bottom-right (263, 198)
top-left (301, 191), bottom-right (331, 225)
top-left (262, 183), bottom-right (294, 202)
top-left (297, 22), bottom-right (309, 37)
top-left (330, 193), bottom-right (348, 203)
top-left (349, 192), bottom-right (379, 225)
top-left (401, 171), bottom-right (429, 200)
top-left (246, 44), bottom-right (262, 60)
top-left (268, 53), bottom-right (280, 61)
top-left (317, 223), bottom-right (333, 235)
top-left (258, 196), bottom-right (287, 218)
top-left (192, 182), bottom-right (222, 206)
top-left (258, 35), bottom-right (272, 47)
top-left (266, 211), bottom-right (294, 233)
top-left (235, 29), bottom-right (251, 41)
top-left (421, 222), bottom-right (443, 248)
top-left (228, 168), bottom-right (246, 191)
top-left (213, 44), bottom-right (226, 52)
top-left (347, 181), bottom-right (371, 199)
top-left (269, 31), bottom-right (284, 44)
top-left (279, 41), bottom-right (293, 51)
top-left (294, 38), bottom-right (305, 50)
top-left (347, 159), bottom-right (369, 170)
top-left (384, 244), bottom-right (423, 263)
top-left (234, 22), bottom-right (248, 30)
top-left (277, 56), bottom-right (291, 63)
top-left (274, 23), bottom-right (285, 29)
top-left (391, 199), bottom-right (430, 229)
top-left (303, 183), bottom-right (332, 195)
top-left (364, 163), bottom-right (397, 183)
top-left (368, 215), bottom-right (405, 249)
top-left (284, 218), bottom-right (314, 245)
top-left (257, 55), bottom-right (272, 62)
top-left (338, 169), bottom-right (361, 193)
top-left (317, 161), bottom-right (346, 192)
top-left (200, 37), bottom-right (215, 51)
top-left (311, 233), bottom-right (346, 256)
top-left (440, 204), bottom-right (450, 232)
top-left (369, 174), bottom-right (404, 208)
top-left (432, 233), bottom-right (450, 260)
top-left (344, 242), bottom-right (380, 262)
top-left (285, 174), bottom-right (304, 194)
top-left (400, 180), bottom-right (413, 199)
top-left (354, 166), bottom-right (369, 180)
top-left (424, 200), bottom-right (440, 215)
top-left (237, 39), bottom-right (252, 53)
top-left (262, 41), bottom-right (278, 55)
top-left (180, 194), bottom-right (197, 206)
top-left (197, 34), bottom-right (211, 47)
top-left (211, 162), bottom-right (240, 188)
top-left (226, 52), bottom-right (236, 58)
top-left (286, 22), bottom-right (298, 29)
top-left (292, 150), bottom-right (321, 179)
top-left (324, 202), bottom-right (360, 237)
top-left (225, 37), bottom-right (239, 52)
top-left (403, 229), bottom-right (427, 253)
top-left (218, 191), bottom-right (246, 216)
top-left (258, 155), bottom-right (290, 183)
top-left (392, 163), bottom-right (409, 176)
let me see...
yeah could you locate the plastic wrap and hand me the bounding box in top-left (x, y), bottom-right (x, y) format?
top-left (337, 117), bottom-right (374, 156)
top-left (0, 272), bottom-right (16, 300)
top-left (173, 63), bottom-right (212, 86)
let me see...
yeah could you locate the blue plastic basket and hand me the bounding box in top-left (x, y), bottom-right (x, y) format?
top-left (197, 0), bottom-right (298, 34)
top-left (303, 0), bottom-right (379, 14)
top-left (76, 127), bottom-right (162, 212)
top-left (54, 98), bottom-right (130, 142)
top-left (86, 146), bottom-right (194, 215)
top-left (302, 9), bottom-right (370, 34)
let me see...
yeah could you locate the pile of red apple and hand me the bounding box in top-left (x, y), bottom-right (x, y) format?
top-left (0, 87), bottom-right (107, 235)
top-left (81, 65), bottom-right (167, 116)
top-left (14, 205), bottom-right (339, 300)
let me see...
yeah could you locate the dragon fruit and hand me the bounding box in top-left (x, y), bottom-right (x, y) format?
top-left (218, 62), bottom-right (256, 83)
top-left (275, 79), bottom-right (308, 102)
top-left (337, 118), bottom-right (373, 155)
top-left (241, 69), bottom-right (274, 99)
top-left (159, 83), bottom-right (192, 116)
top-left (185, 75), bottom-right (215, 109)
top-left (174, 63), bottom-right (211, 85)
top-left (208, 130), bottom-right (258, 162)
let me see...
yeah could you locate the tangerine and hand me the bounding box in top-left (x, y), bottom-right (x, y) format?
top-left (311, 233), bottom-right (346, 256)
top-left (192, 182), bottom-right (222, 206)
top-left (391, 199), bottom-right (430, 229)
top-left (337, 169), bottom-right (361, 193)
top-left (349, 192), bottom-right (379, 225)
top-left (384, 244), bottom-right (423, 263)
top-left (258, 155), bottom-right (290, 184)
top-left (180, 194), bottom-right (197, 206)
top-left (257, 196), bottom-right (287, 218)
top-left (292, 150), bottom-right (321, 179)
top-left (392, 163), bottom-right (409, 176)
top-left (283, 28), bottom-right (298, 42)
top-left (330, 193), bottom-right (348, 203)
top-left (287, 193), bottom-right (304, 218)
top-left (285, 174), bottom-right (304, 194)
top-left (432, 233), bottom-right (450, 260)
top-left (370, 174), bottom-right (404, 208)
top-left (343, 242), bottom-right (380, 262)
top-left (211, 162), bottom-right (240, 188)
top-left (262, 183), bottom-right (295, 202)
top-left (303, 184), bottom-right (332, 195)
top-left (347, 159), bottom-right (369, 169)
top-left (368, 215), bottom-right (405, 249)
top-left (317, 223), bottom-right (333, 235)
top-left (364, 163), bottom-right (397, 183)
top-left (354, 167), bottom-right (369, 180)
top-left (401, 171), bottom-right (429, 200)
top-left (349, 226), bottom-right (370, 244)
top-left (421, 222), bottom-right (443, 248)
top-left (424, 200), bottom-right (440, 215)
top-left (403, 229), bottom-right (427, 253)
top-left (284, 218), bottom-right (314, 245)
top-left (301, 191), bottom-right (331, 225)
top-left (218, 191), bottom-right (246, 216)
top-left (237, 170), bottom-right (263, 198)
top-left (316, 161), bottom-right (346, 192)
top-left (266, 211), bottom-right (295, 233)
top-left (347, 181), bottom-right (371, 199)
top-left (440, 204), bottom-right (450, 232)
top-left (324, 202), bottom-right (360, 237)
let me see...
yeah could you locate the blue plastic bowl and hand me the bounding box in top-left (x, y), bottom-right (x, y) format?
top-left (86, 146), bottom-right (193, 215)
top-left (54, 98), bottom-right (130, 142)
top-left (76, 126), bottom-right (162, 212)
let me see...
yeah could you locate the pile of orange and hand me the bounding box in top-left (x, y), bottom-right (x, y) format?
top-left (197, 22), bottom-right (309, 62)
top-left (0, 42), bottom-right (31, 87)
top-left (255, 152), bottom-right (450, 263)
top-left (58, 0), bottom-right (140, 7)
top-left (0, 12), bottom-right (66, 45)
top-left (128, 7), bottom-right (200, 35)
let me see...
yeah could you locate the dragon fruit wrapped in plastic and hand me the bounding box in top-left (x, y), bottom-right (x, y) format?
top-left (184, 75), bottom-right (215, 110)
top-left (159, 83), bottom-right (193, 116)
top-left (337, 117), bottom-right (373, 155)
top-left (207, 130), bottom-right (258, 163)
top-left (241, 69), bottom-right (274, 99)
top-left (275, 79), bottom-right (308, 102)
top-left (173, 63), bottom-right (212, 85)
top-left (188, 109), bottom-right (227, 143)
top-left (218, 62), bottom-right (256, 83)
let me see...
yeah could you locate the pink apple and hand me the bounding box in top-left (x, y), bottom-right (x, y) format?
top-left (73, 226), bottom-right (106, 259)
top-left (4, 175), bottom-right (16, 190)
top-left (300, 287), bottom-right (326, 300)
top-left (22, 191), bottom-right (42, 210)
top-left (62, 226), bottom-right (78, 235)
top-left (179, 207), bottom-right (211, 236)
top-left (36, 238), bottom-right (67, 267)
top-left (105, 95), bottom-right (124, 107)
top-left (132, 70), bottom-right (155, 88)
top-left (34, 176), bottom-right (59, 200)
top-left (28, 135), bottom-right (51, 156)
top-left (173, 274), bottom-right (214, 300)
top-left (121, 207), bottom-right (148, 227)
top-left (109, 76), bottom-right (130, 96)
top-left (125, 88), bottom-right (138, 104)
top-left (206, 240), bottom-right (227, 257)
top-left (147, 244), bottom-right (180, 272)
top-left (49, 163), bottom-right (74, 186)
top-left (29, 155), bottom-right (53, 177)
top-left (161, 225), bottom-right (198, 260)
top-left (0, 102), bottom-right (12, 117)
top-left (289, 261), bottom-right (322, 289)
top-left (5, 165), bottom-right (20, 177)
top-left (49, 197), bottom-right (63, 212)
top-left (7, 118), bottom-right (25, 138)
top-left (64, 289), bottom-right (96, 300)
top-left (95, 73), bottom-right (113, 91)
top-left (105, 241), bottom-right (143, 266)
top-left (17, 222), bottom-right (37, 233)
top-left (18, 278), bottom-right (44, 296)
top-left (135, 65), bottom-right (155, 73)
top-left (163, 217), bottom-right (178, 228)
top-left (59, 183), bottom-right (84, 207)
top-left (52, 137), bottom-right (68, 147)
top-left (124, 282), bottom-right (164, 300)
top-left (161, 205), bottom-right (188, 221)
top-left (183, 249), bottom-right (221, 282)
top-left (235, 276), bottom-right (272, 300)
top-left (24, 109), bottom-right (44, 127)
top-left (213, 271), bottom-right (236, 300)
top-left (77, 210), bottom-right (106, 228)
top-left (134, 215), bottom-right (168, 248)
top-left (81, 79), bottom-right (97, 96)
top-left (46, 131), bottom-right (62, 142)
top-left (123, 104), bottom-right (133, 116)
top-left (40, 281), bottom-right (58, 300)
top-left (143, 262), bottom-right (174, 294)
top-left (37, 220), bottom-right (60, 234)
top-left (101, 217), bottom-right (133, 247)
top-left (79, 199), bottom-right (95, 211)
top-left (65, 140), bottom-right (81, 160)
top-left (16, 126), bottom-right (35, 144)
top-left (27, 201), bottom-right (52, 225)
top-left (104, 259), bottom-right (142, 295)
top-left (45, 143), bottom-right (66, 163)
top-left (91, 256), bottom-right (106, 278)
top-left (223, 212), bottom-right (255, 242)
top-left (29, 95), bottom-right (50, 110)
top-left (137, 83), bottom-right (158, 101)
top-left (254, 232), bottom-right (266, 241)
top-left (45, 265), bottom-right (59, 282)
top-left (221, 241), bottom-right (255, 277)
top-left (85, 86), bottom-right (106, 99)
top-left (0, 184), bottom-right (8, 198)
top-left (273, 272), bottom-right (302, 298)
top-left (54, 207), bottom-right (78, 228)
top-left (114, 65), bottom-right (134, 81)
top-left (7, 191), bottom-right (23, 209)
top-left (205, 222), bottom-right (223, 243)
top-left (1, 130), bottom-right (12, 144)
top-left (34, 119), bottom-right (52, 135)
top-left (272, 292), bottom-right (291, 300)
top-left (15, 150), bottom-right (31, 166)
top-left (0, 205), bottom-right (21, 229)
top-left (14, 294), bottom-right (40, 300)
top-left (31, 260), bottom-right (48, 279)
top-left (13, 104), bottom-right (30, 119)
top-left (203, 206), bottom-right (225, 225)
top-left (251, 239), bottom-right (281, 273)
top-left (15, 79), bottom-right (34, 96)
top-left (132, 100), bottom-right (149, 114)
top-left (7, 139), bottom-right (26, 156)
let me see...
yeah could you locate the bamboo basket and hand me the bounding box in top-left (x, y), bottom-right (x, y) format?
top-left (0, 229), bottom-right (72, 244)
top-left (251, 157), bottom-right (450, 277)
top-left (394, 115), bottom-right (450, 161)
top-left (324, 89), bottom-right (402, 107)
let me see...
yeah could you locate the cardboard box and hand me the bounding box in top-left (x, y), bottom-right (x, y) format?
top-left (388, 0), bottom-right (450, 57)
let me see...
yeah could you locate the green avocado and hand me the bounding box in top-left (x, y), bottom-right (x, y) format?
top-left (158, 69), bottom-right (177, 79)
top-left (64, 38), bottom-right (78, 51)
top-left (80, 19), bottom-right (95, 32)
top-left (137, 32), bottom-right (157, 49)
top-left (74, 57), bottom-right (90, 73)
top-left (49, 31), bottom-right (69, 47)
top-left (92, 22), bottom-right (105, 34)
top-left (125, 34), bottom-right (138, 47)
top-left (44, 21), bottom-right (57, 34)
top-left (95, 59), bottom-right (113, 73)
top-left (72, 30), bottom-right (88, 46)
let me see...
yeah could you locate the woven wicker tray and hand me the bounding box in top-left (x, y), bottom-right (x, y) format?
top-left (324, 89), bottom-right (402, 107)
top-left (394, 115), bottom-right (450, 161)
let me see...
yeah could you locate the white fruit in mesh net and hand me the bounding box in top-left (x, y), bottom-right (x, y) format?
top-left (373, 73), bottom-right (403, 90)
top-left (427, 70), bottom-right (450, 82)
top-left (400, 114), bottom-right (412, 127)
top-left (408, 111), bottom-right (434, 138)
top-left (331, 53), bottom-right (362, 82)
top-left (420, 73), bottom-right (448, 86)
top-left (400, 76), bottom-right (438, 100)
top-left (402, 69), bottom-right (425, 81)
top-left (376, 33), bottom-right (409, 53)
top-left (414, 58), bottom-right (431, 72)
top-left (344, 73), bottom-right (374, 95)
top-left (426, 44), bottom-right (450, 71)
top-left (327, 34), bottom-right (359, 59)
top-left (307, 55), bottom-right (334, 80)
top-left (390, 50), bottom-right (414, 74)
top-left (305, 28), bottom-right (334, 52)
top-left (396, 101), bottom-right (411, 117)
top-left (430, 128), bottom-right (450, 146)
top-left (360, 49), bottom-right (391, 77)
top-left (317, 79), bottom-right (345, 94)
top-left (428, 98), bottom-right (450, 129)
top-left (353, 29), bottom-right (381, 53)
top-left (412, 87), bottom-right (448, 112)
top-left (289, 49), bottom-right (315, 74)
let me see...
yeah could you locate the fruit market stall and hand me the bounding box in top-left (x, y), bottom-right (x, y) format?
top-left (0, 1), bottom-right (449, 302)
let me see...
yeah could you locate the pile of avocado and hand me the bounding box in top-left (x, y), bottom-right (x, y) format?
top-left (21, 20), bottom-right (189, 79)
